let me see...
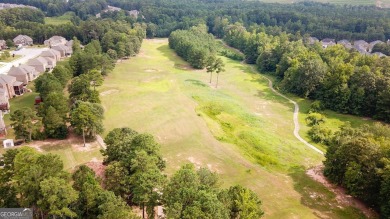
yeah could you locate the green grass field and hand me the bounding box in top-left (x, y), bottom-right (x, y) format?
top-left (45, 12), bottom-right (73, 25)
top-left (99, 39), bottom-right (373, 218)
top-left (39, 142), bottom-right (103, 171)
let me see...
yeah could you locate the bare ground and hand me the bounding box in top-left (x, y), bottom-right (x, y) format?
top-left (306, 165), bottom-right (379, 218)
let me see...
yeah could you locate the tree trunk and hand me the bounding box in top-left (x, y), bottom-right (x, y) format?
top-left (216, 73), bottom-right (219, 88)
top-left (82, 128), bottom-right (86, 147)
top-left (142, 203), bottom-right (145, 219)
top-left (209, 72), bottom-right (213, 84)
top-left (28, 129), bottom-right (32, 142)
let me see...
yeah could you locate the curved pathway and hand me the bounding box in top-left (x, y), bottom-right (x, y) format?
top-left (247, 65), bottom-right (324, 155)
top-left (220, 40), bottom-right (324, 155)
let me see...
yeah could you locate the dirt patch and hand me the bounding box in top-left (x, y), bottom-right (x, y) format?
top-left (85, 160), bottom-right (106, 181)
top-left (100, 89), bottom-right (119, 96)
top-left (187, 156), bottom-right (202, 168)
top-left (307, 165), bottom-right (379, 218)
top-left (144, 68), bottom-right (158, 72)
top-left (146, 38), bottom-right (168, 43)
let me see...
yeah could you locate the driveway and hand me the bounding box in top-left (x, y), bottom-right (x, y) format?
top-left (0, 47), bottom-right (48, 75)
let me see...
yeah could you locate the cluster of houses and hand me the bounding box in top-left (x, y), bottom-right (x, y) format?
top-left (308, 37), bottom-right (387, 57)
top-left (96, 5), bottom-right (140, 18)
top-left (0, 35), bottom-right (74, 136)
top-left (0, 3), bottom-right (37, 10)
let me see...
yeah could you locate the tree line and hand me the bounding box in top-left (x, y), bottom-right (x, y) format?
top-left (109, 0), bottom-right (390, 42)
top-left (320, 123), bottom-right (390, 217)
top-left (102, 127), bottom-right (264, 219)
top-left (1, 0), bottom-right (107, 18)
top-left (0, 127), bottom-right (264, 219)
top-left (169, 25), bottom-right (218, 69)
top-left (217, 23), bottom-right (390, 123)
top-left (0, 147), bottom-right (140, 218)
top-left (10, 18), bottom-right (144, 143)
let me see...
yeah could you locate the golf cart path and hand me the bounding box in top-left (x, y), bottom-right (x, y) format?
top-left (220, 40), bottom-right (323, 155)
top-left (247, 64), bottom-right (324, 155)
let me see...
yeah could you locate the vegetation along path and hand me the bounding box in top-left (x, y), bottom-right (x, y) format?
top-left (248, 65), bottom-right (323, 155)
top-left (224, 40), bottom-right (323, 155)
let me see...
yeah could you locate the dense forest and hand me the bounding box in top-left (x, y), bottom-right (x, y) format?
top-left (3, 0), bottom-right (390, 41)
top-left (323, 123), bottom-right (390, 217)
top-left (105, 0), bottom-right (390, 41)
top-left (169, 25), bottom-right (218, 69)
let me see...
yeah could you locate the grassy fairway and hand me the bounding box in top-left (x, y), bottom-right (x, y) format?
top-left (44, 12), bottom-right (72, 25)
top-left (100, 39), bottom-right (368, 218)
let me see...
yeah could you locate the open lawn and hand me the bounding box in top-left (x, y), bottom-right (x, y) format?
top-left (3, 84), bottom-right (38, 139)
top-left (99, 39), bottom-right (373, 218)
top-left (45, 12), bottom-right (73, 25)
top-left (0, 140), bottom-right (103, 171)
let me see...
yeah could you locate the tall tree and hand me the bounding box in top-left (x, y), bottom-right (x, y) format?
top-left (70, 101), bottom-right (104, 146)
top-left (10, 108), bottom-right (41, 142)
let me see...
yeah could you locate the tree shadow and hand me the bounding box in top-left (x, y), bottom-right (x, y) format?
top-left (156, 45), bottom-right (193, 71)
top-left (185, 79), bottom-right (207, 87)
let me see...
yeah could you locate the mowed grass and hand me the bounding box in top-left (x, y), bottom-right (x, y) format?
top-left (39, 142), bottom-right (103, 171)
top-left (100, 39), bottom-right (369, 218)
top-left (3, 84), bottom-right (38, 139)
top-left (44, 12), bottom-right (73, 25)
top-left (0, 142), bottom-right (103, 171)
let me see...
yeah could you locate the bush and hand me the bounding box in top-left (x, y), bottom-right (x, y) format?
top-left (305, 112), bottom-right (326, 126)
top-left (309, 100), bottom-right (324, 113)
top-left (307, 124), bottom-right (332, 144)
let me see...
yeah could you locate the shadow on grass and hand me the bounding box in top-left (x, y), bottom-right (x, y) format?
top-left (40, 143), bottom-right (71, 151)
top-left (156, 45), bottom-right (193, 71)
top-left (288, 166), bottom-right (367, 219)
top-left (185, 79), bottom-right (207, 87)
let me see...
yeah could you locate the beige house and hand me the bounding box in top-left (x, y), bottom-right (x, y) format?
top-left (43, 57), bottom-right (56, 70)
top-left (13, 35), bottom-right (33, 46)
top-left (27, 57), bottom-right (49, 73)
top-left (0, 111), bottom-right (6, 136)
top-left (0, 88), bottom-right (9, 111)
top-left (20, 64), bottom-right (38, 81)
top-left (8, 66), bottom-right (29, 85)
top-left (40, 49), bottom-right (61, 61)
top-left (0, 40), bottom-right (7, 50)
top-left (52, 44), bottom-right (72, 57)
top-left (0, 75), bottom-right (17, 98)
top-left (44, 36), bottom-right (67, 47)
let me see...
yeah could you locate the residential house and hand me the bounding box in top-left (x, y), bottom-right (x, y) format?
top-left (337, 39), bottom-right (353, 49)
top-left (0, 111), bottom-right (6, 137)
top-left (0, 40), bottom-right (7, 50)
top-left (13, 81), bottom-right (24, 95)
top-left (43, 57), bottom-right (56, 70)
top-left (44, 36), bottom-right (67, 47)
top-left (321, 38), bottom-right (336, 48)
top-left (353, 40), bottom-right (369, 50)
top-left (368, 40), bottom-right (383, 53)
top-left (306, 37), bottom-right (319, 45)
top-left (372, 52), bottom-right (386, 57)
top-left (129, 10), bottom-right (139, 18)
top-left (19, 64), bottom-right (38, 81)
top-left (7, 66), bottom-right (29, 85)
top-left (0, 88), bottom-right (9, 111)
top-left (13, 35), bottom-right (33, 46)
top-left (52, 44), bottom-right (72, 57)
top-left (40, 49), bottom-right (61, 61)
top-left (27, 57), bottom-right (49, 73)
top-left (0, 75), bottom-right (16, 98)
